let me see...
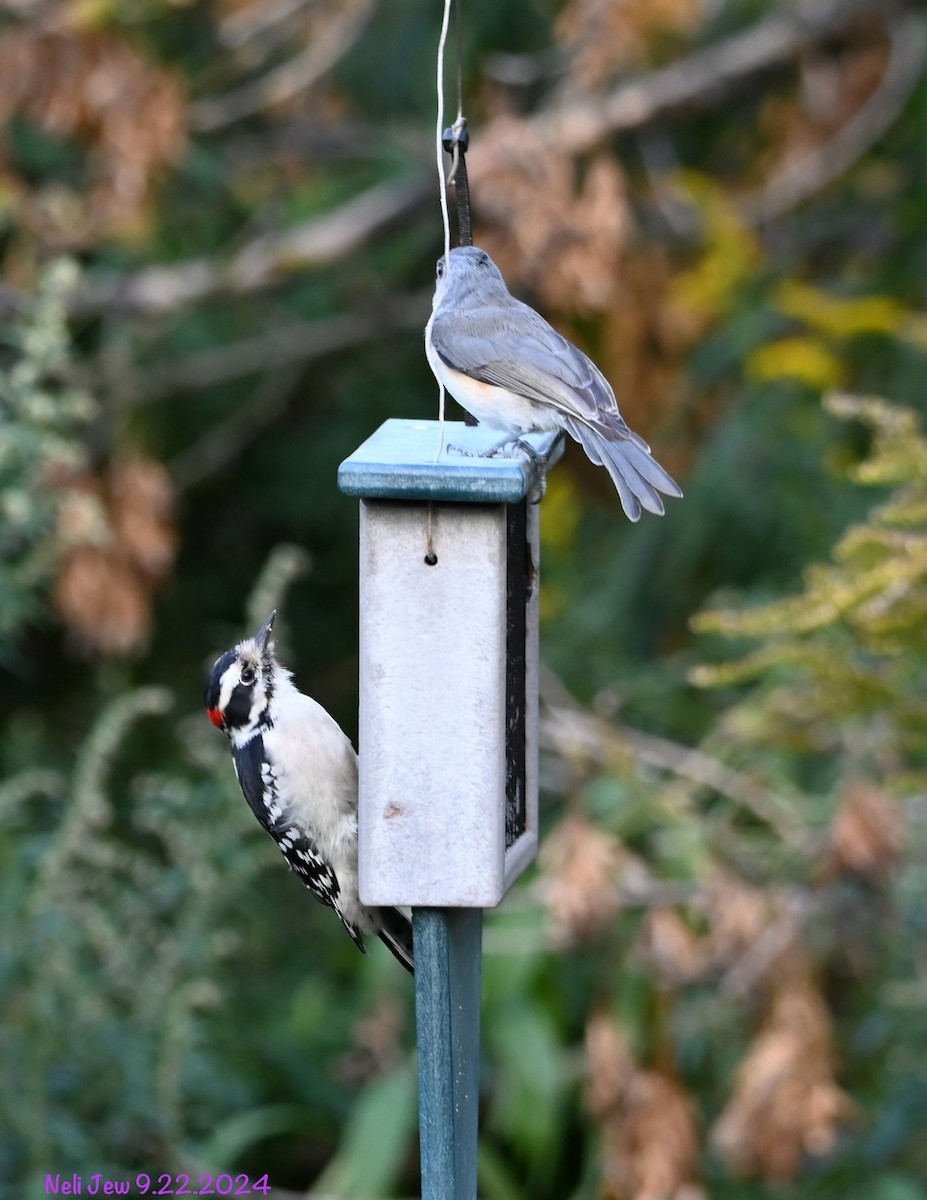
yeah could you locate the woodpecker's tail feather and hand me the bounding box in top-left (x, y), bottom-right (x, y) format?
top-left (376, 907), bottom-right (415, 973)
top-left (562, 416), bottom-right (681, 522)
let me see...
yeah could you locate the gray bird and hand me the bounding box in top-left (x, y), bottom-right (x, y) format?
top-left (425, 244), bottom-right (682, 521)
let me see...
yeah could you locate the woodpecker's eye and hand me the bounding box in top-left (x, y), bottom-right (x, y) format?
top-left (240, 664), bottom-right (257, 686)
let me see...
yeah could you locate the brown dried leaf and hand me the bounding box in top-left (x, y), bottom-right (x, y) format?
top-left (0, 27), bottom-right (186, 245)
top-left (618, 1072), bottom-right (702, 1200)
top-left (823, 782), bottom-right (903, 883)
top-left (635, 906), bottom-right (710, 987)
top-left (586, 1014), bottom-right (703, 1200)
top-left (712, 970), bottom-right (855, 1180)
top-left (586, 1011), bottom-right (636, 1117)
top-left (755, 41), bottom-right (890, 185)
top-left (539, 815), bottom-right (629, 947)
top-left (53, 545), bottom-right (152, 656)
top-left (595, 246), bottom-right (692, 441)
top-left (110, 455), bottom-right (177, 581)
top-left (52, 454), bottom-right (177, 655)
top-left (471, 117), bottom-right (630, 313)
top-left (705, 870), bottom-right (780, 967)
top-left (556, 0), bottom-right (702, 88)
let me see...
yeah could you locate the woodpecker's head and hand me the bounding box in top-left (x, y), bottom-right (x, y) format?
top-left (205, 610), bottom-right (278, 743)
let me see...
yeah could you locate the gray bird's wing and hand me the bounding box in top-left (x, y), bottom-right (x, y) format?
top-left (431, 300), bottom-right (624, 430)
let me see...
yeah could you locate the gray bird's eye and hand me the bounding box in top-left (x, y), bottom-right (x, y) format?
top-left (436, 258), bottom-right (445, 279)
top-left (240, 664), bottom-right (256, 685)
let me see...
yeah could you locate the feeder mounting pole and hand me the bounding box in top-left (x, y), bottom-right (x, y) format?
top-left (339, 419), bottom-right (563, 1200)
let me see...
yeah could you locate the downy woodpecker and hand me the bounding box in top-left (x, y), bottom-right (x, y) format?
top-left (204, 611), bottom-right (413, 972)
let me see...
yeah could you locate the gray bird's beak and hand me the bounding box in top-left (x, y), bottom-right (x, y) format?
top-left (253, 610), bottom-right (276, 651)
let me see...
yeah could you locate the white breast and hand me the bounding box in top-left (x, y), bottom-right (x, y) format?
top-left (262, 691), bottom-right (358, 863)
top-left (425, 323), bottom-right (557, 435)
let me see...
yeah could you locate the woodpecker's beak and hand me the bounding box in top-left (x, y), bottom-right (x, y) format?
top-left (254, 609), bottom-right (276, 651)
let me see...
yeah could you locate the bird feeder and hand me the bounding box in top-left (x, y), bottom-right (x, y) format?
top-left (338, 418), bottom-right (562, 908)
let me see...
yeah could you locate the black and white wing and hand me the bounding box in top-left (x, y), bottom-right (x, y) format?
top-left (231, 736), bottom-right (367, 952)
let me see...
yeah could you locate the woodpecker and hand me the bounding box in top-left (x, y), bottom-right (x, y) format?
top-left (204, 611), bottom-right (413, 973)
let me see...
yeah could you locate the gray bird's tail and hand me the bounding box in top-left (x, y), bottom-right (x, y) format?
top-left (376, 907), bottom-right (414, 973)
top-left (562, 415), bottom-right (682, 522)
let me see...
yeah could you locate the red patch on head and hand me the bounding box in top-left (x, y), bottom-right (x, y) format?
top-left (206, 707), bottom-right (224, 729)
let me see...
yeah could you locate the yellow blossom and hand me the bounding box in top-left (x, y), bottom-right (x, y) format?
top-left (774, 281), bottom-right (905, 339)
top-left (746, 338), bottom-right (845, 390)
top-left (668, 172), bottom-right (762, 321)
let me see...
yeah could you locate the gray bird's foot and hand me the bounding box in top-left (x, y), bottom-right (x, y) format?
top-left (446, 438), bottom-right (549, 502)
top-left (447, 436), bottom-right (544, 462)
top-left (503, 438), bottom-right (550, 502)
top-left (504, 438), bottom-right (550, 502)
top-left (527, 475), bottom-right (547, 504)
top-left (446, 436), bottom-right (515, 459)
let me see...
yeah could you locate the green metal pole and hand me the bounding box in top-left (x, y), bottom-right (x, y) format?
top-left (414, 908), bottom-right (483, 1200)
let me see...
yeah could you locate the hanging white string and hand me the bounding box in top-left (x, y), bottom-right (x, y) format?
top-left (434, 0), bottom-right (454, 437)
top-left (455, 0), bottom-right (464, 124)
top-left (426, 0), bottom-right (457, 554)
top-left (445, 0), bottom-right (465, 195)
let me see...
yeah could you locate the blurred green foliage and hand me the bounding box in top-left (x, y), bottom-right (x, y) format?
top-left (0, 261), bottom-right (95, 653)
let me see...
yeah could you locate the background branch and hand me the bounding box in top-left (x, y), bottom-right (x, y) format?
top-left (70, 176), bottom-right (430, 318)
top-left (191, 0), bottom-right (376, 133)
top-left (123, 292), bottom-right (429, 405)
top-left (742, 11), bottom-right (927, 221)
top-left (539, 668), bottom-right (806, 846)
top-left (1, 0), bottom-right (906, 328)
top-left (537, 0), bottom-right (919, 154)
top-left (217, 0), bottom-right (314, 50)
top-left (167, 364), bottom-right (304, 492)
